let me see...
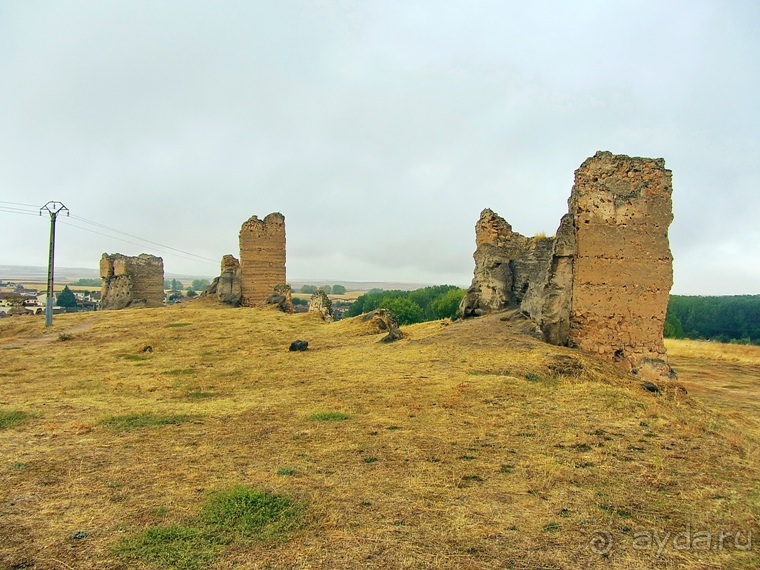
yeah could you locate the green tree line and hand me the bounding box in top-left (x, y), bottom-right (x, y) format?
top-left (664, 295), bottom-right (759, 345)
top-left (344, 285), bottom-right (465, 325)
top-left (299, 284), bottom-right (346, 295)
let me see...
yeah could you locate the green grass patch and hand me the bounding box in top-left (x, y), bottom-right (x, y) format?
top-left (0, 410), bottom-right (29, 430)
top-left (115, 525), bottom-right (222, 570)
top-left (116, 486), bottom-right (303, 569)
top-left (166, 322), bottom-right (192, 328)
top-left (309, 411), bottom-right (350, 422)
top-left (277, 467), bottom-right (295, 476)
top-left (199, 486), bottom-right (303, 542)
top-left (101, 413), bottom-right (191, 431)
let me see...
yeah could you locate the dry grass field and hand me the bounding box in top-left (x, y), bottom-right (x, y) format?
top-left (1, 303), bottom-right (758, 569)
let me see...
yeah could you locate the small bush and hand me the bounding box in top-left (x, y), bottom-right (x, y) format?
top-left (0, 410), bottom-right (29, 430)
top-left (58, 332), bottom-right (72, 341)
top-left (101, 413), bottom-right (190, 431)
top-left (309, 411), bottom-right (350, 422)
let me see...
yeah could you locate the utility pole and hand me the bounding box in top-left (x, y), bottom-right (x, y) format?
top-left (40, 201), bottom-right (69, 327)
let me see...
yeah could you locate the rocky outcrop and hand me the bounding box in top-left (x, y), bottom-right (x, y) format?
top-left (202, 254), bottom-right (242, 306)
top-left (239, 213), bottom-right (286, 307)
top-left (100, 253), bottom-right (164, 310)
top-left (461, 151), bottom-right (674, 380)
top-left (308, 290), bottom-right (333, 322)
top-left (267, 284), bottom-right (294, 313)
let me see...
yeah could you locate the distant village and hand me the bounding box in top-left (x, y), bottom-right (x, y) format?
top-left (0, 279), bottom-right (101, 318)
top-left (0, 278), bottom-right (353, 319)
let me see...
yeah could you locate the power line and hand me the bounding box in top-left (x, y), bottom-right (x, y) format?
top-left (68, 214), bottom-right (218, 264)
top-left (0, 206), bottom-right (40, 216)
top-left (59, 219), bottom-right (217, 266)
top-left (0, 200), bottom-right (41, 208)
top-left (3, 201), bottom-right (219, 267)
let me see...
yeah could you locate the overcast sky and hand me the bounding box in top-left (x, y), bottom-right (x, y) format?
top-left (1, 0), bottom-right (758, 294)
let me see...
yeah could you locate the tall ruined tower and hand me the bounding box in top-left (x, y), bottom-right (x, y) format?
top-left (568, 151), bottom-right (673, 379)
top-left (238, 213), bottom-right (286, 307)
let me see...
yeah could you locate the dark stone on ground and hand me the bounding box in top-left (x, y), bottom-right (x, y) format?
top-left (289, 340), bottom-right (308, 351)
top-left (641, 381), bottom-right (660, 393)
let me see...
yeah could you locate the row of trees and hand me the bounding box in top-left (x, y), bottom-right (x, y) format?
top-left (664, 295), bottom-right (759, 344)
top-left (72, 278), bottom-right (101, 287)
top-left (164, 279), bottom-right (210, 292)
top-left (343, 285), bottom-right (465, 325)
top-left (299, 284), bottom-right (347, 295)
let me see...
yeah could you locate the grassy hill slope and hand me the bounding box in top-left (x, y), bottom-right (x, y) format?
top-left (1, 304), bottom-right (758, 569)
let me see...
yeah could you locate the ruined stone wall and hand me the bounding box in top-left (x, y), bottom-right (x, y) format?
top-left (100, 253), bottom-right (164, 310)
top-left (568, 151), bottom-right (673, 379)
top-left (460, 209), bottom-right (555, 318)
top-left (461, 151), bottom-right (674, 380)
top-left (239, 213), bottom-right (286, 307)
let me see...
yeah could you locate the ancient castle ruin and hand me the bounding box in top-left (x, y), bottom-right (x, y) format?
top-left (204, 213), bottom-right (287, 308)
top-left (100, 253), bottom-right (164, 310)
top-left (239, 213), bottom-right (286, 306)
top-left (461, 151), bottom-right (674, 380)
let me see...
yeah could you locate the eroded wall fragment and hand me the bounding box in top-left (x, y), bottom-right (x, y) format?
top-left (100, 253), bottom-right (164, 310)
top-left (202, 254), bottom-right (242, 306)
top-left (568, 151), bottom-right (674, 379)
top-left (460, 209), bottom-right (554, 318)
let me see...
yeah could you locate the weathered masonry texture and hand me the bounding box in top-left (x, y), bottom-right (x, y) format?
top-left (100, 253), bottom-right (164, 310)
top-left (569, 152), bottom-right (673, 379)
top-left (202, 254), bottom-right (242, 306)
top-left (238, 213), bottom-right (286, 307)
top-left (461, 151), bottom-right (674, 380)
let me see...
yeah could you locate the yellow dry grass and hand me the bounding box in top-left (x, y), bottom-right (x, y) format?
top-left (0, 306), bottom-right (758, 569)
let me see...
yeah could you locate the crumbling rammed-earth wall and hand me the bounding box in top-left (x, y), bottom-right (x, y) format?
top-left (461, 151), bottom-right (674, 380)
top-left (100, 253), bottom-right (164, 310)
top-left (239, 213), bottom-right (286, 307)
top-left (202, 254), bottom-right (242, 306)
top-left (568, 152), bottom-right (673, 379)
